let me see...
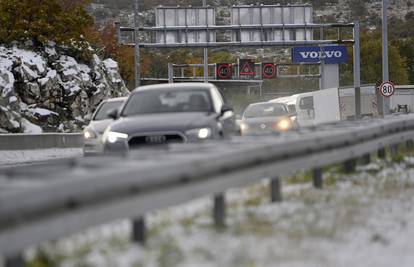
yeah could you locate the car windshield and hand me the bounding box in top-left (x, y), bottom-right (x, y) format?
top-left (93, 100), bottom-right (124, 121)
top-left (243, 103), bottom-right (288, 118)
top-left (122, 89), bottom-right (213, 116)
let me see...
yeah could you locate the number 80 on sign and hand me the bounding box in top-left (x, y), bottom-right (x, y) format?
top-left (379, 81), bottom-right (395, 97)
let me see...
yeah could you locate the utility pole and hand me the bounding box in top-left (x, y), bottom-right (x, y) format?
top-left (203, 0), bottom-right (209, 83)
top-left (134, 0), bottom-right (141, 88)
top-left (382, 0), bottom-right (389, 114)
top-left (319, 25), bottom-right (325, 90)
top-left (353, 21), bottom-right (361, 119)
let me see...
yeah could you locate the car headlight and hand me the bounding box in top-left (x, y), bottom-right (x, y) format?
top-left (83, 129), bottom-right (97, 139)
top-left (186, 127), bottom-right (212, 139)
top-left (275, 118), bottom-right (293, 131)
top-left (240, 122), bottom-right (249, 133)
top-left (103, 131), bottom-right (129, 144)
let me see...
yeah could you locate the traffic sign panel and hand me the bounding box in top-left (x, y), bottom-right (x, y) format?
top-left (292, 46), bottom-right (349, 64)
top-left (239, 59), bottom-right (255, 75)
top-left (262, 63), bottom-right (277, 79)
top-left (379, 81), bottom-right (395, 97)
top-left (216, 64), bottom-right (232, 79)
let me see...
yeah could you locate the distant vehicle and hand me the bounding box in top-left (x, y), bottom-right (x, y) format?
top-left (269, 87), bottom-right (341, 127)
top-left (103, 83), bottom-right (236, 152)
top-left (240, 102), bottom-right (296, 135)
top-left (83, 97), bottom-right (127, 155)
top-left (268, 95), bottom-right (298, 124)
top-left (388, 85), bottom-right (414, 113)
top-left (340, 84), bottom-right (414, 117)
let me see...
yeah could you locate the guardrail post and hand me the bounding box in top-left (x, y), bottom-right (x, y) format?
top-left (213, 194), bottom-right (226, 228)
top-left (313, 168), bottom-right (323, 189)
top-left (361, 154), bottom-right (371, 165)
top-left (378, 148), bottom-right (386, 159)
top-left (4, 254), bottom-right (25, 267)
top-left (344, 159), bottom-right (356, 173)
top-left (132, 216), bottom-right (146, 244)
top-left (390, 144), bottom-right (399, 159)
top-left (168, 63), bottom-right (174, 83)
top-left (407, 140), bottom-right (414, 151)
top-left (270, 177), bottom-right (282, 202)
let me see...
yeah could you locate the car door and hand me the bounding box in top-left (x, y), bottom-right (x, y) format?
top-left (297, 95), bottom-right (315, 127)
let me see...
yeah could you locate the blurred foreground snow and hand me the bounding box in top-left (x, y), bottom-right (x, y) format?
top-left (0, 148), bottom-right (83, 166)
top-left (18, 159), bottom-right (414, 267)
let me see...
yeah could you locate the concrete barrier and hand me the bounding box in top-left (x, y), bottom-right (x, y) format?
top-left (0, 134), bottom-right (83, 150)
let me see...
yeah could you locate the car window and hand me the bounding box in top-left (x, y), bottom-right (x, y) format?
top-left (210, 88), bottom-right (224, 113)
top-left (93, 100), bottom-right (124, 120)
top-left (122, 89), bottom-right (213, 116)
top-left (299, 96), bottom-right (314, 110)
top-left (243, 103), bottom-right (288, 118)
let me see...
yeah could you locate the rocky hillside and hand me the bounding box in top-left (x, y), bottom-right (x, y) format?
top-left (0, 43), bottom-right (129, 133)
top-left (90, 0), bottom-right (414, 27)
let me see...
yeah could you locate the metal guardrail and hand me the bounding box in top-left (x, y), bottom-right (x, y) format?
top-left (0, 134), bottom-right (83, 150)
top-left (1, 115), bottom-right (414, 264)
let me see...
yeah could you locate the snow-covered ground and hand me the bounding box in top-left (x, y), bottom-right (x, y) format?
top-left (9, 158), bottom-right (414, 267)
top-left (0, 148), bottom-right (83, 166)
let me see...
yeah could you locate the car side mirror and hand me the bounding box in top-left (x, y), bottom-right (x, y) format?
top-left (107, 108), bottom-right (119, 120)
top-left (221, 104), bottom-right (233, 115)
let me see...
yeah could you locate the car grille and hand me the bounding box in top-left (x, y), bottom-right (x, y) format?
top-left (128, 134), bottom-right (184, 148)
top-left (249, 122), bottom-right (274, 131)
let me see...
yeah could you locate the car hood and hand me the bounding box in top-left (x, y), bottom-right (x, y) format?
top-left (88, 119), bottom-right (115, 134)
top-left (242, 116), bottom-right (286, 125)
top-left (107, 112), bottom-right (216, 135)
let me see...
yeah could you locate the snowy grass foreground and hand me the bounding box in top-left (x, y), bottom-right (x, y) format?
top-left (0, 148), bottom-right (83, 166)
top-left (16, 158), bottom-right (414, 267)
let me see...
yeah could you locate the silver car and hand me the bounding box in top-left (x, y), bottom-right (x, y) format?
top-left (83, 97), bottom-right (127, 155)
top-left (240, 102), bottom-right (297, 135)
top-left (102, 83), bottom-right (236, 152)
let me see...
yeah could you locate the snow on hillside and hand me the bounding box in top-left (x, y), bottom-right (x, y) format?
top-left (0, 43), bottom-right (129, 133)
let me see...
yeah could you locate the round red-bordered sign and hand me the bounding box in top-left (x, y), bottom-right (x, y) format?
top-left (262, 63), bottom-right (277, 79)
top-left (379, 81), bottom-right (395, 97)
top-left (216, 64), bottom-right (233, 80)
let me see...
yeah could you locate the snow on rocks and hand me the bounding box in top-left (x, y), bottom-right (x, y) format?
top-left (21, 118), bottom-right (42, 134)
top-left (103, 58), bottom-right (123, 84)
top-left (0, 105), bottom-right (20, 132)
top-left (0, 43), bottom-right (129, 133)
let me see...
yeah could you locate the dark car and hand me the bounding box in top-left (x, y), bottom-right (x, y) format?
top-left (103, 83), bottom-right (235, 151)
top-left (240, 102), bottom-right (297, 135)
top-left (83, 97), bottom-right (127, 155)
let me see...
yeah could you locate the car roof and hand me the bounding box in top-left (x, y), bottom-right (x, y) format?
top-left (269, 95), bottom-right (297, 103)
top-left (248, 102), bottom-right (287, 107)
top-left (132, 83), bottom-right (216, 93)
top-left (104, 96), bottom-right (128, 103)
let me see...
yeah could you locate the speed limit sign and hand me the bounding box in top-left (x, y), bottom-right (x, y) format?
top-left (379, 81), bottom-right (395, 97)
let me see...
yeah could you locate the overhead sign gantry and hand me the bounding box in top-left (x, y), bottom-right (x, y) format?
top-left (119, 1), bottom-right (362, 118)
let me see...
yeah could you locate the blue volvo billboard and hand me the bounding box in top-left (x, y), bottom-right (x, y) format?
top-left (292, 46), bottom-right (349, 64)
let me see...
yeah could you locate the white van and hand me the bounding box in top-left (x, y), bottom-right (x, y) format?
top-left (270, 88), bottom-right (341, 127)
